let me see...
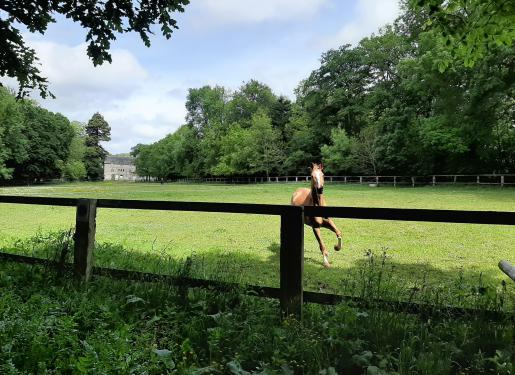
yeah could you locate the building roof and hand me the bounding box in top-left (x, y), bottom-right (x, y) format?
top-left (104, 156), bottom-right (135, 165)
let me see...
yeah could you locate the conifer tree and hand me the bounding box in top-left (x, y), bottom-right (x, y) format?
top-left (84, 112), bottom-right (111, 180)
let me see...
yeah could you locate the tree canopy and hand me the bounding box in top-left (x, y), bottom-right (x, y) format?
top-left (0, 0), bottom-right (190, 98)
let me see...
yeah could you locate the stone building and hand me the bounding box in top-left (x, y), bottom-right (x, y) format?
top-left (103, 156), bottom-right (138, 181)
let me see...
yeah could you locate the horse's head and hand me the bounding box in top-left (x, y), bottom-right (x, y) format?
top-left (310, 163), bottom-right (324, 190)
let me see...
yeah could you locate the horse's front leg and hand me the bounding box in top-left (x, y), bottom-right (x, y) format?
top-left (312, 227), bottom-right (330, 268)
top-left (322, 218), bottom-right (342, 251)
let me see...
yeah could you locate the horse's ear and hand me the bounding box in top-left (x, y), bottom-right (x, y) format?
top-left (320, 163), bottom-right (324, 171)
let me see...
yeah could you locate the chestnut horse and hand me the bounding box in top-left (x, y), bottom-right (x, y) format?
top-left (291, 163), bottom-right (342, 268)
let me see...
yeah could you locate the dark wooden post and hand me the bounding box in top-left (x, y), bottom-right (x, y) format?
top-left (74, 199), bottom-right (97, 281)
top-left (280, 205), bottom-right (304, 320)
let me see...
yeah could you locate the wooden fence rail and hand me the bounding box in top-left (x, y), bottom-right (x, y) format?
top-left (0, 195), bottom-right (514, 321)
top-left (170, 174), bottom-right (515, 187)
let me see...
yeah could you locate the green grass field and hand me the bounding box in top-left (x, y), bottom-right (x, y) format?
top-left (1, 182), bottom-right (514, 299)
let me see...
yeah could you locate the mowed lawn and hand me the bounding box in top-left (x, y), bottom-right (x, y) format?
top-left (0, 182), bottom-right (514, 296)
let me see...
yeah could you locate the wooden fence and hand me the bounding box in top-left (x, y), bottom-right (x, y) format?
top-left (171, 174), bottom-right (515, 187)
top-left (0, 195), bottom-right (514, 321)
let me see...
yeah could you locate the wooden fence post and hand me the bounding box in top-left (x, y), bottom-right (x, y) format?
top-left (74, 199), bottom-right (97, 281)
top-left (359, 176), bottom-right (363, 184)
top-left (393, 176), bottom-right (396, 187)
top-left (501, 175), bottom-right (504, 187)
top-left (432, 176), bottom-right (436, 186)
top-left (411, 177), bottom-right (415, 187)
top-left (280, 205), bottom-right (304, 320)
top-left (477, 175), bottom-right (480, 185)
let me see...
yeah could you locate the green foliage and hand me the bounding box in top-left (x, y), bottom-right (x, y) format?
top-left (212, 123), bottom-right (253, 176)
top-left (13, 102), bottom-right (74, 181)
top-left (63, 161), bottom-right (87, 181)
top-left (248, 110), bottom-right (284, 177)
top-left (321, 128), bottom-right (355, 174)
top-left (186, 85), bottom-right (227, 136)
top-left (0, 87), bottom-right (88, 182)
top-left (63, 122), bottom-right (87, 181)
top-left (0, 87), bottom-right (27, 178)
top-left (411, 0), bottom-right (515, 69)
top-left (0, 0), bottom-right (190, 98)
top-left (226, 80), bottom-right (278, 127)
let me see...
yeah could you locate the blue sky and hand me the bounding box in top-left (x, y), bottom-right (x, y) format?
top-left (4, 0), bottom-right (400, 153)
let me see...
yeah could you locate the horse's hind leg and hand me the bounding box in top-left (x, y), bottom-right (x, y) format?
top-left (313, 227), bottom-right (330, 268)
top-left (322, 218), bottom-right (343, 251)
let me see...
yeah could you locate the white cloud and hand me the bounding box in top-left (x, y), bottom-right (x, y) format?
top-left (102, 87), bottom-right (187, 152)
top-left (189, 0), bottom-right (328, 26)
top-left (30, 40), bottom-right (148, 95)
top-left (2, 38), bottom-right (189, 154)
top-left (323, 0), bottom-right (400, 48)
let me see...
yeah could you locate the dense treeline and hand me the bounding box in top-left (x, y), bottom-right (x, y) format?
top-left (0, 87), bottom-right (110, 182)
top-left (134, 4), bottom-right (514, 179)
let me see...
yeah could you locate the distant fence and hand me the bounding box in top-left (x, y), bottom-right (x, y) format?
top-left (168, 174), bottom-right (515, 187)
top-left (0, 195), bottom-right (514, 321)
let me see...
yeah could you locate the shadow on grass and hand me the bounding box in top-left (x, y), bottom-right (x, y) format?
top-left (2, 230), bottom-right (511, 312)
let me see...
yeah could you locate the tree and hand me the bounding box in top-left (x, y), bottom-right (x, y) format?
top-left (248, 110), bottom-right (284, 177)
top-left (212, 124), bottom-right (253, 176)
top-left (270, 96), bottom-right (292, 141)
top-left (84, 112), bottom-right (111, 180)
top-left (0, 86), bottom-right (27, 179)
top-left (0, 0), bottom-right (190, 98)
top-left (13, 103), bottom-right (74, 181)
top-left (134, 144), bottom-right (154, 180)
top-left (321, 128), bottom-right (356, 174)
top-left (63, 121), bottom-right (87, 181)
top-left (185, 86), bottom-right (227, 136)
top-left (226, 80), bottom-right (277, 127)
top-left (283, 105), bottom-right (319, 174)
